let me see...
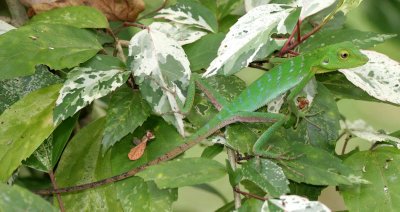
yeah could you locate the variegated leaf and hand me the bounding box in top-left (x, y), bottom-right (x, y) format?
top-left (339, 50), bottom-right (400, 105)
top-left (155, 1), bottom-right (218, 32)
top-left (338, 0), bottom-right (364, 14)
top-left (150, 22), bottom-right (207, 45)
top-left (292, 0), bottom-right (336, 19)
top-left (54, 68), bottom-right (130, 124)
top-left (203, 4), bottom-right (299, 77)
top-left (264, 195), bottom-right (330, 212)
top-left (244, 0), bottom-right (272, 12)
top-left (128, 29), bottom-right (191, 135)
top-left (340, 119), bottom-right (400, 148)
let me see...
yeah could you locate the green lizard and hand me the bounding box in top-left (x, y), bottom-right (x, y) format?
top-left (36, 41), bottom-right (368, 195)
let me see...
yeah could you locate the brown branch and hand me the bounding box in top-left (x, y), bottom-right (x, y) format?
top-left (234, 188), bottom-right (268, 201)
top-left (106, 28), bottom-right (126, 62)
top-left (227, 148), bottom-right (241, 209)
top-left (48, 171), bottom-right (65, 212)
top-left (5, 0), bottom-right (28, 26)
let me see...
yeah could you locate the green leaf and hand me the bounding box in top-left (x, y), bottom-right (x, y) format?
top-left (201, 144), bottom-right (224, 159)
top-left (0, 84), bottom-right (61, 182)
top-left (128, 29), bottom-right (191, 135)
top-left (284, 83), bottom-right (341, 152)
top-left (53, 67), bottom-right (130, 124)
top-left (155, 1), bottom-right (218, 32)
top-left (0, 183), bottom-right (58, 212)
top-left (288, 181), bottom-right (325, 200)
top-left (339, 147), bottom-right (400, 211)
top-left (55, 118), bottom-right (177, 211)
top-left (137, 157), bottom-right (226, 189)
top-left (267, 139), bottom-right (360, 186)
top-left (23, 115), bottom-right (78, 172)
top-left (301, 29), bottom-right (396, 52)
top-left (184, 33), bottom-right (225, 71)
top-left (238, 198), bottom-right (263, 212)
top-left (0, 65), bottom-right (62, 114)
top-left (102, 86), bottom-right (151, 152)
top-left (317, 72), bottom-right (380, 102)
top-left (240, 158), bottom-right (289, 197)
top-left (217, 0), bottom-right (242, 20)
top-left (81, 54), bottom-right (126, 70)
top-left (29, 6), bottom-right (109, 28)
top-left (0, 24), bottom-right (102, 80)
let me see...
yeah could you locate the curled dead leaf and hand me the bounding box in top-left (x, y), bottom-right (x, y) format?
top-left (23, 0), bottom-right (145, 22)
top-left (128, 131), bottom-right (155, 161)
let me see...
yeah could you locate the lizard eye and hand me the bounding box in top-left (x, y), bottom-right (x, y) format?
top-left (340, 50), bottom-right (349, 59)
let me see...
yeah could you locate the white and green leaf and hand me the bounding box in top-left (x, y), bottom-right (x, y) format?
top-left (338, 0), bottom-right (364, 14)
top-left (292, 0), bottom-right (336, 19)
top-left (339, 50), bottom-right (400, 105)
top-left (149, 22), bottom-right (207, 45)
top-left (54, 67), bottom-right (130, 124)
top-left (340, 119), bottom-right (400, 148)
top-left (155, 1), bottom-right (218, 32)
top-left (128, 29), bottom-right (191, 135)
top-left (264, 195), bottom-right (330, 212)
top-left (203, 4), bottom-right (299, 77)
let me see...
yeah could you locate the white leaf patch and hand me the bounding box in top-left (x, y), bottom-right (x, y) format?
top-left (54, 68), bottom-right (129, 124)
top-left (149, 22), bottom-right (207, 45)
top-left (339, 50), bottom-right (400, 105)
top-left (155, 2), bottom-right (217, 32)
top-left (263, 195), bottom-right (331, 212)
top-left (0, 20), bottom-right (15, 35)
top-left (128, 29), bottom-right (191, 135)
top-left (340, 119), bottom-right (400, 148)
top-left (292, 0), bottom-right (336, 19)
top-left (204, 4), bottom-right (296, 78)
top-left (244, 0), bottom-right (272, 11)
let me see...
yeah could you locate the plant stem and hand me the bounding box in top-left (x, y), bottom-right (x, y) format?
top-left (234, 188), bottom-right (268, 201)
top-left (48, 170), bottom-right (65, 212)
top-left (227, 148), bottom-right (241, 209)
top-left (5, 0), bottom-right (28, 26)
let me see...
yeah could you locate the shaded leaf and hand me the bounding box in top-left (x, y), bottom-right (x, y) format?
top-left (155, 1), bottom-right (218, 32)
top-left (0, 183), bottom-right (57, 212)
top-left (137, 158), bottom-right (226, 189)
top-left (0, 84), bottom-right (61, 182)
top-left (239, 198), bottom-right (263, 212)
top-left (203, 4), bottom-right (299, 77)
top-left (240, 158), bottom-right (289, 197)
top-left (0, 65), bottom-right (63, 114)
top-left (29, 6), bottom-right (109, 28)
top-left (23, 115), bottom-right (78, 172)
top-left (201, 144), bottom-right (224, 159)
top-left (81, 54), bottom-right (126, 70)
top-left (54, 67), bottom-right (130, 124)
top-left (183, 33), bottom-right (225, 71)
top-left (128, 29), bottom-right (191, 135)
top-left (102, 86), bottom-right (151, 152)
top-left (339, 147), bottom-right (400, 212)
top-left (288, 181), bottom-right (324, 200)
top-left (0, 24), bottom-right (102, 80)
top-left (55, 118), bottom-right (177, 211)
top-left (150, 21), bottom-right (208, 45)
top-left (340, 50), bottom-right (400, 105)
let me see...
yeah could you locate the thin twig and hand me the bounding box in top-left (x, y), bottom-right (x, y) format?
top-left (5, 0), bottom-right (28, 26)
top-left (234, 188), bottom-right (268, 201)
top-left (341, 133), bottom-right (352, 155)
top-left (227, 148), bottom-right (241, 209)
top-left (138, 0), bottom-right (168, 20)
top-left (48, 171), bottom-right (65, 212)
top-left (106, 28), bottom-right (126, 62)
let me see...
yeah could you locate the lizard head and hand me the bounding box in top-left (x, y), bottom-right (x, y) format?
top-left (315, 41), bottom-right (369, 73)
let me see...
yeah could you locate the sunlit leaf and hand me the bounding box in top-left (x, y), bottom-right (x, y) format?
top-left (265, 195), bottom-right (330, 212)
top-left (29, 6), bottom-right (109, 28)
top-left (54, 67), bottom-right (130, 124)
top-left (203, 4), bottom-right (299, 77)
top-left (128, 29), bottom-right (191, 135)
top-left (0, 24), bottom-right (102, 80)
top-left (0, 84), bottom-right (61, 181)
top-left (339, 50), bottom-right (400, 105)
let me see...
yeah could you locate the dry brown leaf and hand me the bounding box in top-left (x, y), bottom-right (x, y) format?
top-left (128, 140), bottom-right (148, 160)
top-left (23, 0), bottom-right (145, 22)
